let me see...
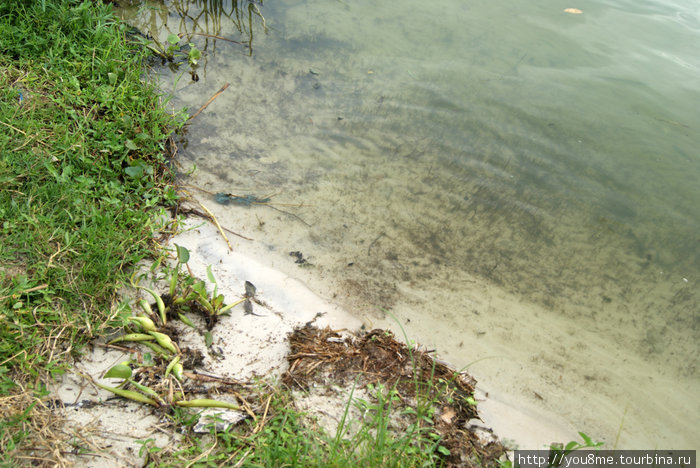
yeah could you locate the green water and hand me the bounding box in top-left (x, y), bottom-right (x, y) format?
top-left (118, 0), bottom-right (699, 448)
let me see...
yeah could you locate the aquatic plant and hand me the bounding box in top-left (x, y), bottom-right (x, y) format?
top-left (98, 246), bottom-right (243, 410)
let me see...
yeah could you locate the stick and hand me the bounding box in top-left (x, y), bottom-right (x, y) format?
top-left (0, 120), bottom-right (26, 135)
top-left (0, 283), bottom-right (48, 301)
top-left (189, 33), bottom-right (243, 45)
top-left (188, 83), bottom-right (230, 121)
top-left (179, 207), bottom-right (253, 241)
top-left (195, 200), bottom-right (233, 251)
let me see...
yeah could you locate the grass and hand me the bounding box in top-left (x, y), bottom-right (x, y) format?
top-left (0, 0), bottom-right (184, 461)
top-left (133, 377), bottom-right (456, 467)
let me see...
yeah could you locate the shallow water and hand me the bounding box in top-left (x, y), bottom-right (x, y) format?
top-left (118, 0), bottom-right (698, 449)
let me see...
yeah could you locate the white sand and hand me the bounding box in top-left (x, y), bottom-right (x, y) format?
top-left (172, 219), bottom-right (579, 449)
top-left (52, 217), bottom-right (581, 466)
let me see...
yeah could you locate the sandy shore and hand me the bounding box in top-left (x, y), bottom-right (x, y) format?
top-left (173, 220), bottom-right (578, 448)
top-left (51, 217), bottom-right (578, 466)
top-left (170, 219), bottom-right (578, 450)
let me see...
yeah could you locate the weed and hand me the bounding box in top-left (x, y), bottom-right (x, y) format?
top-left (95, 245), bottom-right (243, 410)
top-left (497, 432), bottom-right (604, 468)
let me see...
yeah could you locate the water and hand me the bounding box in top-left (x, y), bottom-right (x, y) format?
top-left (117, 0), bottom-right (699, 449)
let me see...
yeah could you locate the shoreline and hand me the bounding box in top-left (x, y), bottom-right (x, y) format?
top-left (50, 216), bottom-right (574, 466)
top-left (172, 218), bottom-right (578, 450)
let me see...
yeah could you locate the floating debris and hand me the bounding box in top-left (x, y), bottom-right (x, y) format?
top-left (289, 251), bottom-right (310, 266)
top-left (215, 192), bottom-right (271, 206)
top-left (564, 7), bottom-right (583, 14)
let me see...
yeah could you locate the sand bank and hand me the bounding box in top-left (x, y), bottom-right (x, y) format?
top-left (50, 218), bottom-right (580, 466)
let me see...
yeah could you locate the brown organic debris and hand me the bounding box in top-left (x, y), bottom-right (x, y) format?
top-left (283, 325), bottom-right (507, 467)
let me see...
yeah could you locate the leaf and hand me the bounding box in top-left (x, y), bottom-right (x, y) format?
top-left (188, 47), bottom-right (201, 60)
top-left (125, 139), bottom-right (138, 150)
top-left (96, 382), bottom-right (157, 406)
top-left (188, 46), bottom-right (201, 65)
top-left (579, 432), bottom-right (593, 446)
top-left (174, 398), bottom-right (240, 409)
top-left (164, 355), bottom-right (181, 378)
top-left (177, 312), bottom-right (195, 328)
top-left (167, 33), bottom-right (180, 45)
top-left (139, 287), bottom-right (166, 323)
top-left (104, 363), bottom-right (132, 380)
top-left (206, 265), bottom-right (216, 285)
top-left (128, 314), bottom-right (157, 332)
top-left (124, 165), bottom-right (143, 178)
top-left (172, 363), bottom-right (184, 381)
top-left (148, 331), bottom-right (178, 354)
top-left (175, 244), bottom-right (190, 264)
top-left (192, 281), bottom-right (207, 297)
top-left (204, 332), bottom-right (213, 347)
top-left (169, 265), bottom-right (179, 297)
top-left (108, 333), bottom-right (155, 344)
top-left (137, 299), bottom-right (154, 316)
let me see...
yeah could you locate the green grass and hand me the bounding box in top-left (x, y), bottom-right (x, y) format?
top-left (135, 381), bottom-right (453, 467)
top-left (0, 0), bottom-right (184, 460)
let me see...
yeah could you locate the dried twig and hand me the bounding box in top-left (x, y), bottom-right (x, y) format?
top-left (188, 83), bottom-right (230, 121)
top-left (189, 33), bottom-right (243, 45)
top-left (194, 200), bottom-right (233, 251)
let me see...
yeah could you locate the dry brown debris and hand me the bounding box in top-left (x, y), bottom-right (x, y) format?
top-left (284, 325), bottom-right (507, 467)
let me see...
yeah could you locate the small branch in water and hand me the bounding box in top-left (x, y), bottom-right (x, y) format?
top-left (266, 204), bottom-right (311, 227)
top-left (188, 33), bottom-right (244, 45)
top-left (189, 83), bottom-right (230, 121)
top-left (367, 232), bottom-right (386, 256)
top-left (195, 200), bottom-right (233, 251)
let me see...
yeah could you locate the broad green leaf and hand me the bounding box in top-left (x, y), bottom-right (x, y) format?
top-left (192, 281), bottom-right (207, 296)
top-left (104, 363), bottom-right (132, 380)
top-left (175, 244), bottom-right (190, 264)
top-left (188, 47), bottom-right (201, 60)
